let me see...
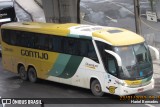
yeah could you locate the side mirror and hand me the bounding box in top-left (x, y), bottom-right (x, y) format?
top-left (148, 45), bottom-right (159, 60)
top-left (105, 49), bottom-right (122, 67)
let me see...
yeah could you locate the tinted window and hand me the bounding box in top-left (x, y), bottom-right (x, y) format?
top-left (34, 34), bottom-right (50, 50)
top-left (16, 32), bottom-right (30, 47)
top-left (96, 41), bottom-right (112, 56)
top-left (107, 54), bottom-right (118, 76)
top-left (80, 40), bottom-right (98, 62)
top-left (10, 30), bottom-right (17, 45)
top-left (1, 29), bottom-right (11, 44)
top-left (51, 36), bottom-right (64, 53)
top-left (1, 29), bottom-right (99, 62)
top-left (51, 36), bottom-right (99, 62)
top-left (96, 41), bottom-right (118, 76)
top-left (64, 38), bottom-right (80, 55)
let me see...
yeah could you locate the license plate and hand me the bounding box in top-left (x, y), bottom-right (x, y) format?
top-left (138, 88), bottom-right (144, 92)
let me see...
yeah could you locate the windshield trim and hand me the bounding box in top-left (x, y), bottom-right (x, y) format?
top-left (105, 49), bottom-right (122, 67)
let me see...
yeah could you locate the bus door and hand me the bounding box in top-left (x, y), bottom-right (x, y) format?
top-left (95, 41), bottom-right (120, 94)
top-left (103, 50), bottom-right (120, 95)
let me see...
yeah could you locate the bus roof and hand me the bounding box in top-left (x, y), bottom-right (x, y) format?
top-left (1, 22), bottom-right (78, 36)
top-left (93, 28), bottom-right (145, 46)
top-left (1, 22), bottom-right (145, 46)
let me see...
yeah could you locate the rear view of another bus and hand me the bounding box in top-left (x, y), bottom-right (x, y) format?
top-left (0, 0), bottom-right (17, 26)
top-left (0, 0), bottom-right (17, 54)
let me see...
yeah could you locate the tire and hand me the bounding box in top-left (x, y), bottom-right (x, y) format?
top-left (91, 79), bottom-right (104, 97)
top-left (19, 65), bottom-right (28, 81)
top-left (28, 67), bottom-right (37, 83)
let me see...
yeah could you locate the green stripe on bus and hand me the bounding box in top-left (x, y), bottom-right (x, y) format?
top-left (58, 55), bottom-right (83, 79)
top-left (68, 34), bottom-right (79, 38)
top-left (79, 35), bottom-right (92, 40)
top-left (49, 54), bottom-right (71, 76)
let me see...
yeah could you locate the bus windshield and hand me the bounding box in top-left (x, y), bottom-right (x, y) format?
top-left (114, 43), bottom-right (153, 80)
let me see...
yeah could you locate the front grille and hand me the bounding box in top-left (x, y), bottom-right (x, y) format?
top-left (127, 81), bottom-right (151, 88)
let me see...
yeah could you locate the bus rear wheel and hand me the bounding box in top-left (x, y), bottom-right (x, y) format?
top-left (91, 79), bottom-right (104, 97)
top-left (19, 65), bottom-right (28, 81)
top-left (28, 67), bottom-right (37, 83)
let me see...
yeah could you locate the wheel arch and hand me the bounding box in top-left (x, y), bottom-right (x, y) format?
top-left (90, 76), bottom-right (103, 89)
top-left (27, 64), bottom-right (38, 83)
top-left (17, 63), bottom-right (25, 73)
top-left (27, 65), bottom-right (36, 71)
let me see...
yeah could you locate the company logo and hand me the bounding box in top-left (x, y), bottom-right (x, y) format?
top-left (0, 13), bottom-right (7, 18)
top-left (21, 49), bottom-right (49, 60)
top-left (85, 63), bottom-right (98, 69)
top-left (107, 86), bottom-right (117, 94)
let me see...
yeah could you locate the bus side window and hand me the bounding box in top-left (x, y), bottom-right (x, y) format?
top-left (15, 31), bottom-right (27, 47)
top-left (23, 32), bottom-right (30, 47)
top-left (1, 30), bottom-right (11, 44)
top-left (48, 37), bottom-right (53, 51)
top-left (52, 36), bottom-right (63, 53)
top-left (34, 34), bottom-right (49, 50)
top-left (44, 36), bottom-right (50, 50)
top-left (10, 30), bottom-right (17, 45)
top-left (80, 40), bottom-right (88, 56)
top-left (96, 41), bottom-right (118, 76)
top-left (27, 33), bottom-right (36, 49)
top-left (107, 54), bottom-right (118, 76)
top-left (63, 38), bottom-right (79, 55)
top-left (80, 39), bottom-right (99, 63)
top-left (88, 42), bottom-right (98, 61)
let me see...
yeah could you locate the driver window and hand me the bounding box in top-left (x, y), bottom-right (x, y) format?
top-left (96, 41), bottom-right (118, 77)
top-left (107, 54), bottom-right (118, 76)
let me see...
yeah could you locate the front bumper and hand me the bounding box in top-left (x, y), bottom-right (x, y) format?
top-left (119, 78), bottom-right (154, 96)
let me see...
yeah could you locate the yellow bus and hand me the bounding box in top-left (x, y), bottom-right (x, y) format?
top-left (0, 22), bottom-right (159, 96)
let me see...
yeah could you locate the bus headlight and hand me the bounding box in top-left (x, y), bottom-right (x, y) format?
top-left (115, 80), bottom-right (127, 86)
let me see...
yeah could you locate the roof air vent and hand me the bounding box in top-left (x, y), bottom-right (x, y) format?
top-left (22, 22), bottom-right (30, 25)
top-left (108, 30), bottom-right (122, 34)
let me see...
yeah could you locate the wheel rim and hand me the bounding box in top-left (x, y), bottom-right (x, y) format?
top-left (30, 71), bottom-right (35, 80)
top-left (28, 68), bottom-right (36, 82)
top-left (19, 67), bottom-right (26, 79)
top-left (94, 84), bottom-right (101, 93)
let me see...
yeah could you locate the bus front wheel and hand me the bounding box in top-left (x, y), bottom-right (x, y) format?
top-left (28, 67), bottom-right (37, 83)
top-left (19, 65), bottom-right (28, 81)
top-left (91, 79), bottom-right (104, 97)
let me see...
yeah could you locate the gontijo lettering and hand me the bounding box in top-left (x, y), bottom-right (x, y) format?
top-left (21, 49), bottom-right (48, 60)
